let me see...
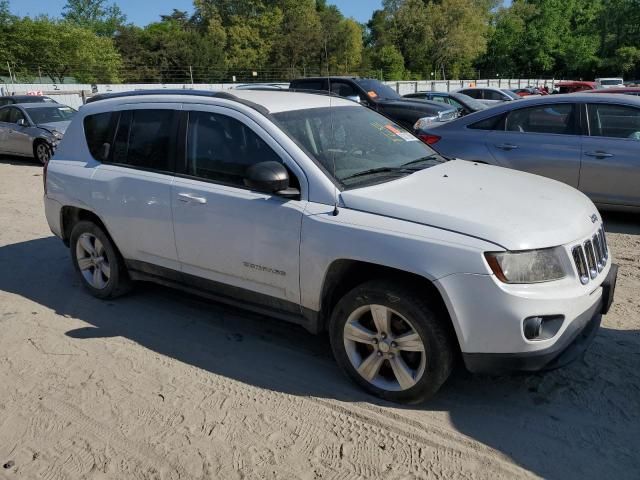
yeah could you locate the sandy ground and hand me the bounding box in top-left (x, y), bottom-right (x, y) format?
top-left (0, 158), bottom-right (638, 480)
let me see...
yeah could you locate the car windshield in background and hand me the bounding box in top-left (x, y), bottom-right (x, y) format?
top-left (453, 93), bottom-right (487, 110)
top-left (273, 105), bottom-right (444, 188)
top-left (601, 79), bottom-right (623, 85)
top-left (354, 79), bottom-right (402, 101)
top-left (28, 106), bottom-right (76, 124)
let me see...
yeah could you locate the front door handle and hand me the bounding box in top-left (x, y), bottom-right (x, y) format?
top-left (177, 192), bottom-right (207, 204)
top-left (495, 143), bottom-right (519, 151)
top-left (584, 151), bottom-right (613, 158)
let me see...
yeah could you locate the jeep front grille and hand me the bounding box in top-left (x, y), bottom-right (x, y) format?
top-left (571, 227), bottom-right (608, 285)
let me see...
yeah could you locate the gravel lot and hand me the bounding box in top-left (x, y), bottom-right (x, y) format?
top-left (0, 159), bottom-right (638, 480)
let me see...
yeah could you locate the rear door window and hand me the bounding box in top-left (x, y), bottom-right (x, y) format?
top-left (484, 90), bottom-right (505, 101)
top-left (0, 108), bottom-right (10, 122)
top-left (292, 80), bottom-right (326, 91)
top-left (329, 81), bottom-right (358, 98)
top-left (460, 89), bottom-right (480, 99)
top-left (587, 104), bottom-right (640, 140)
top-left (111, 109), bottom-right (177, 172)
top-left (505, 104), bottom-right (576, 135)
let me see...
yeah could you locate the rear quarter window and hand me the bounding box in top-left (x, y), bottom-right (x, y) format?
top-left (84, 112), bottom-right (117, 161)
top-left (468, 114), bottom-right (505, 130)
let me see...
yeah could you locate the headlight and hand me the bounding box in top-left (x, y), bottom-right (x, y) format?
top-left (413, 116), bottom-right (439, 131)
top-left (484, 248), bottom-right (566, 284)
top-left (52, 130), bottom-right (63, 139)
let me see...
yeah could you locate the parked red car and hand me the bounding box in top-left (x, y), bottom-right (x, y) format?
top-left (581, 87), bottom-right (640, 96)
top-left (512, 87), bottom-right (549, 97)
top-left (555, 81), bottom-right (596, 93)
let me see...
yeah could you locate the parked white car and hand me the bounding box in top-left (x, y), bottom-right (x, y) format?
top-left (43, 90), bottom-right (617, 403)
top-left (596, 77), bottom-right (624, 89)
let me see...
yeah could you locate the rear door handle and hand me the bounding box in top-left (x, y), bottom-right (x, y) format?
top-left (177, 192), bottom-right (207, 204)
top-left (584, 151), bottom-right (613, 158)
top-left (495, 143), bottom-right (519, 151)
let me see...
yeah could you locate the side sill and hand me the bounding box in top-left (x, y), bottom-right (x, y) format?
top-left (125, 260), bottom-right (321, 334)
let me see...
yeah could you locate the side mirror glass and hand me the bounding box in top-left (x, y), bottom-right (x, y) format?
top-left (244, 161), bottom-right (299, 198)
top-left (345, 95), bottom-right (362, 103)
top-left (16, 118), bottom-right (26, 127)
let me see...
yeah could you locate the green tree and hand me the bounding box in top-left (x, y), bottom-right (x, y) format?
top-left (370, 44), bottom-right (405, 79)
top-left (62, 0), bottom-right (126, 37)
top-left (7, 17), bottom-right (122, 82)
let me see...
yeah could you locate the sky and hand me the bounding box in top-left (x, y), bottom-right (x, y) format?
top-left (9, 0), bottom-right (384, 25)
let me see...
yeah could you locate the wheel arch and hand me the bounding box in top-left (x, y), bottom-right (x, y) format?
top-left (318, 259), bottom-right (461, 352)
top-left (60, 206), bottom-right (113, 248)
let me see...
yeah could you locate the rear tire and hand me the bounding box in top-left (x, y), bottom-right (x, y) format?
top-left (329, 280), bottom-right (454, 403)
top-left (33, 140), bottom-right (52, 165)
top-left (70, 221), bottom-right (132, 299)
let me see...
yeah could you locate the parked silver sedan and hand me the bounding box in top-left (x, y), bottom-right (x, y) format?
top-left (0, 103), bottom-right (76, 164)
top-left (418, 94), bottom-right (640, 211)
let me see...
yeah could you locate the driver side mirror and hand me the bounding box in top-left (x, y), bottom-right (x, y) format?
top-left (345, 95), bottom-right (363, 103)
top-left (16, 118), bottom-right (27, 127)
top-left (244, 161), bottom-right (300, 198)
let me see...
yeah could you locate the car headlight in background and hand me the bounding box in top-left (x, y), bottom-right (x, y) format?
top-left (484, 248), bottom-right (566, 284)
top-left (413, 110), bottom-right (459, 131)
top-left (52, 130), bottom-right (63, 139)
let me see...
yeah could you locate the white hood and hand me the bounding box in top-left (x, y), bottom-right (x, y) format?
top-left (340, 160), bottom-right (599, 250)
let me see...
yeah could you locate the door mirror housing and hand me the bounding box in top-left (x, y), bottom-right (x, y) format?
top-left (244, 161), bottom-right (299, 197)
top-left (16, 118), bottom-right (27, 127)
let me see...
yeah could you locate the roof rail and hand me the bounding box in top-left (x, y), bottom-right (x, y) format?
top-left (85, 89), bottom-right (270, 115)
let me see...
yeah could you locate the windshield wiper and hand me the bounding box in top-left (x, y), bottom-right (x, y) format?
top-left (400, 154), bottom-right (446, 169)
top-left (341, 167), bottom-right (410, 181)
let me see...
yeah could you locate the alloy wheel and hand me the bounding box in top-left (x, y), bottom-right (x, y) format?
top-left (75, 233), bottom-right (111, 289)
top-left (36, 143), bottom-right (50, 164)
top-left (343, 304), bottom-right (426, 391)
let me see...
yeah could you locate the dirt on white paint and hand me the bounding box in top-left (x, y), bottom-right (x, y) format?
top-left (0, 160), bottom-right (638, 479)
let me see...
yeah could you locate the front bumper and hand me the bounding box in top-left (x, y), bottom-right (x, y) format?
top-left (462, 263), bottom-right (618, 374)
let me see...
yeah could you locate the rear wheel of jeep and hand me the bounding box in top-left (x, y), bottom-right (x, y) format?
top-left (329, 280), bottom-right (454, 403)
top-left (70, 221), bottom-right (132, 299)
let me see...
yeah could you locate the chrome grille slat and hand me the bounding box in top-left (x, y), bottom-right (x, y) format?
top-left (584, 240), bottom-right (598, 279)
top-left (572, 245), bottom-right (589, 285)
top-left (592, 234), bottom-right (604, 272)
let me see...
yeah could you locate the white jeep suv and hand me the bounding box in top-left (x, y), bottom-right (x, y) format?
top-left (44, 90), bottom-right (617, 403)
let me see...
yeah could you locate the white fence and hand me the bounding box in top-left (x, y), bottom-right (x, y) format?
top-left (1, 78), bottom-right (557, 109)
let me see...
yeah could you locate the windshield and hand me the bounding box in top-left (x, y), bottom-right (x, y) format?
top-left (452, 93), bottom-right (487, 111)
top-left (273, 105), bottom-right (444, 188)
top-left (354, 79), bottom-right (402, 101)
top-left (600, 79), bottom-right (623, 85)
top-left (28, 106), bottom-right (76, 124)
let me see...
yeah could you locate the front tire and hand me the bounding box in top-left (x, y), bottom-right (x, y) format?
top-left (33, 140), bottom-right (51, 165)
top-left (329, 280), bottom-right (454, 403)
top-left (70, 221), bottom-right (132, 299)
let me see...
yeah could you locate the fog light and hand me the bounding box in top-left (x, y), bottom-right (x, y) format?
top-left (523, 317), bottom-right (544, 340)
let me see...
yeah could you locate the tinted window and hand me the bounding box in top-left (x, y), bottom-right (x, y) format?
top-left (8, 108), bottom-right (25, 124)
top-left (0, 108), bottom-right (9, 122)
top-left (460, 89), bottom-right (480, 99)
top-left (292, 80), bottom-right (326, 91)
top-left (505, 104), bottom-right (575, 135)
top-left (112, 109), bottom-right (175, 171)
top-left (469, 114), bottom-right (505, 130)
top-left (0, 99), bottom-right (10, 106)
top-left (484, 90), bottom-right (505, 101)
top-left (186, 111), bottom-right (283, 187)
top-left (588, 104), bottom-right (640, 140)
top-left (432, 96), bottom-right (448, 104)
top-left (329, 81), bottom-right (358, 98)
top-left (84, 112), bottom-right (117, 161)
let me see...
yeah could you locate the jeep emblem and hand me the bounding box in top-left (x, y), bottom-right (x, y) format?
top-left (590, 214), bottom-right (598, 223)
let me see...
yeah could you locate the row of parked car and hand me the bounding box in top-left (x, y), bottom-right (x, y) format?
top-left (282, 76), bottom-right (640, 211)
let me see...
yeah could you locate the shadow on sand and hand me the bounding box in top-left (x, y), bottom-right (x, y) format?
top-left (0, 216), bottom-right (638, 479)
